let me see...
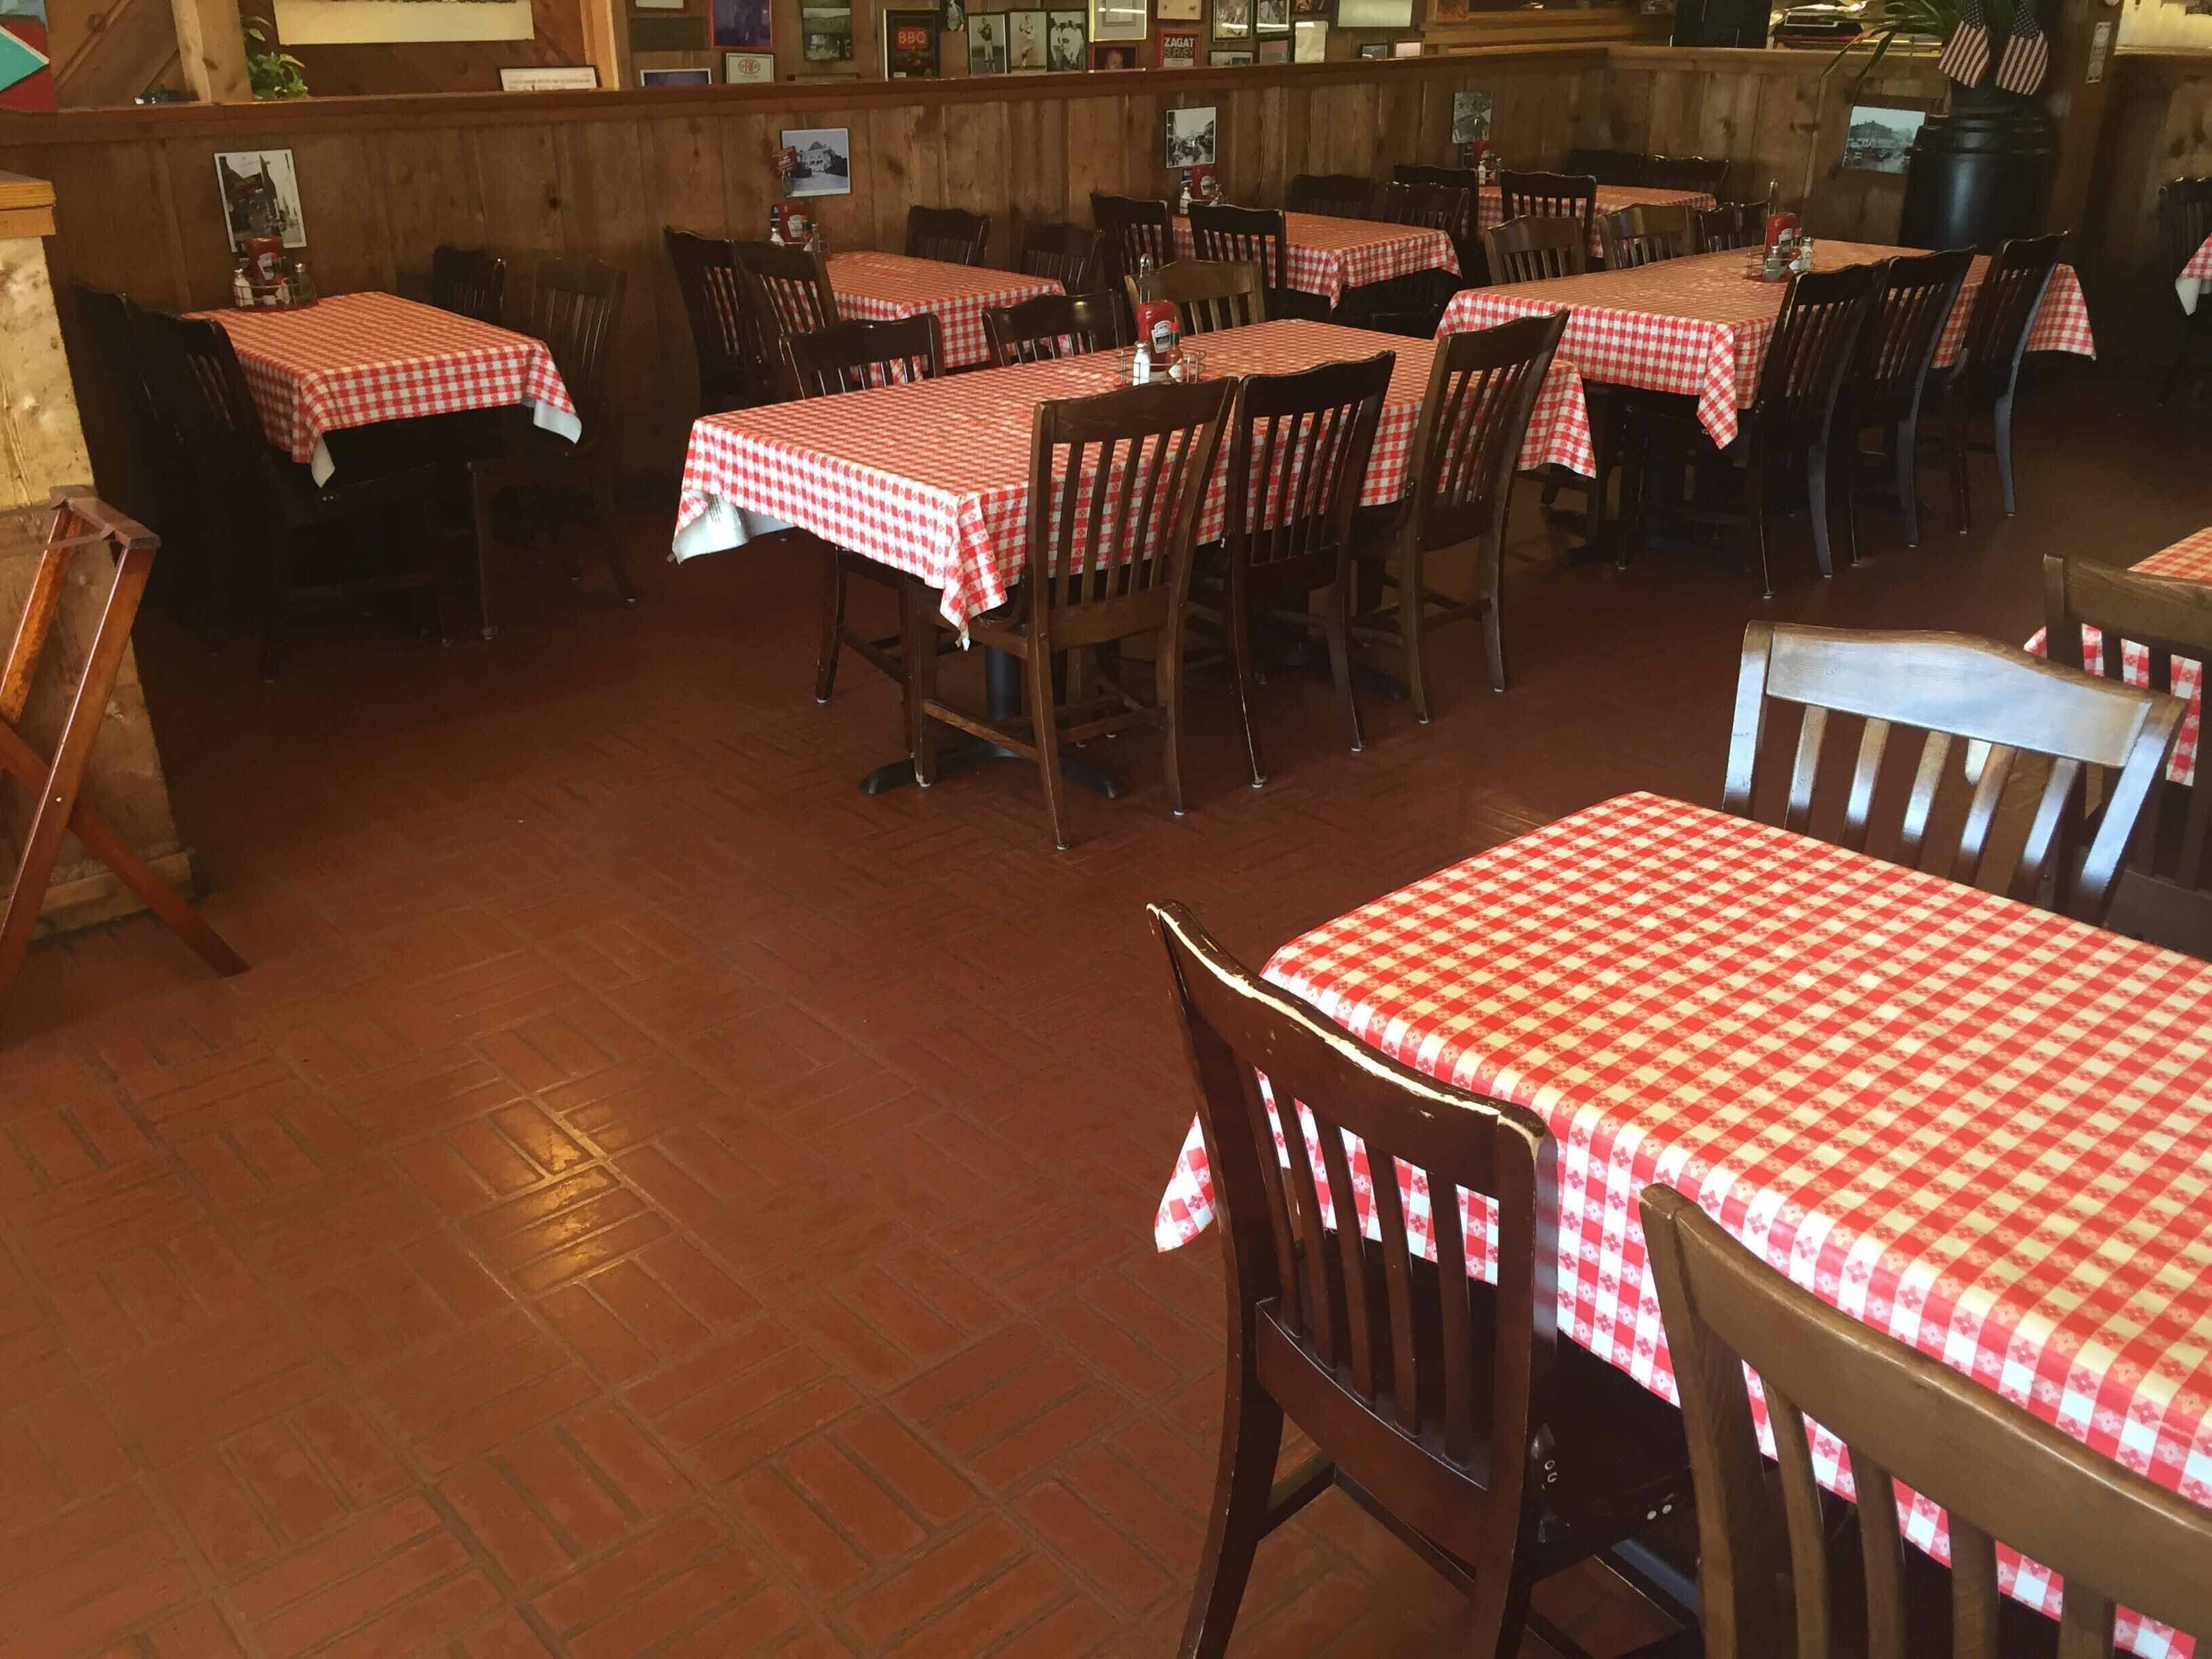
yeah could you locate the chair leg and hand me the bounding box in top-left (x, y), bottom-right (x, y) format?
top-left (1894, 411), bottom-right (1919, 550)
top-left (1399, 548), bottom-right (1433, 725)
top-left (470, 472), bottom-right (501, 641)
top-left (593, 457), bottom-right (636, 603)
top-left (1950, 409), bottom-right (1973, 535)
top-left (258, 531), bottom-right (288, 682)
top-left (1807, 437), bottom-right (1835, 581)
top-left (1750, 443), bottom-right (1774, 600)
top-left (1025, 646), bottom-right (1071, 851)
top-left (1324, 573), bottom-right (1364, 751)
top-left (1179, 1370), bottom-right (1286, 1659)
top-left (1837, 428), bottom-right (1861, 570)
top-left (1160, 615), bottom-right (1189, 819)
top-left (902, 582), bottom-right (939, 785)
top-left (1226, 576), bottom-right (1266, 789)
top-left (1465, 1496), bottom-right (1543, 1659)
top-left (1993, 390), bottom-right (2018, 516)
top-left (815, 546), bottom-right (846, 704)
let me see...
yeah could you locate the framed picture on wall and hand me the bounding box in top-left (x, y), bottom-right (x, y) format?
top-left (1046, 9), bottom-right (1088, 67)
top-left (1292, 18), bottom-right (1324, 57)
top-left (1163, 103), bottom-right (1216, 167)
top-left (1157, 0), bottom-right (1204, 18)
top-left (781, 126), bottom-right (853, 193)
top-left (1451, 89), bottom-right (1492, 144)
top-left (882, 7), bottom-right (939, 73)
top-left (802, 6), bottom-right (853, 58)
top-left (1355, 39), bottom-right (1388, 55)
top-left (215, 150), bottom-right (306, 250)
top-left (498, 65), bottom-right (600, 89)
top-left (968, 13), bottom-right (1008, 71)
top-left (1256, 35), bottom-right (1287, 59)
top-left (1090, 40), bottom-right (1139, 66)
top-left (1008, 9), bottom-right (1048, 67)
top-left (1208, 47), bottom-right (1252, 62)
top-left (640, 66), bottom-right (712, 84)
top-left (724, 49), bottom-right (774, 80)
top-left (1212, 0), bottom-right (1251, 37)
top-left (711, 0), bottom-right (772, 47)
top-left (634, 0), bottom-right (683, 8)
top-left (1391, 37), bottom-right (1421, 54)
top-left (1255, 0), bottom-right (1289, 32)
top-left (1156, 24), bottom-right (1197, 65)
top-left (1290, 0), bottom-right (1328, 16)
top-left (1336, 0), bottom-right (1414, 24)
top-left (1089, 0), bottom-right (1147, 42)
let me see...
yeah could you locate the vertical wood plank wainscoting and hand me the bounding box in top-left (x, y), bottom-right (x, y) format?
top-left (2, 48), bottom-right (1946, 480)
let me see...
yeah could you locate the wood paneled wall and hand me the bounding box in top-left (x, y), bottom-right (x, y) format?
top-left (2079, 51), bottom-right (2212, 364)
top-left (0, 45), bottom-right (1955, 489)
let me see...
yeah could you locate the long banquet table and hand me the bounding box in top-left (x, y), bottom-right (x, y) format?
top-left (674, 318), bottom-right (1595, 636)
top-left (1440, 243), bottom-right (2097, 449)
top-left (1154, 790), bottom-right (2212, 1657)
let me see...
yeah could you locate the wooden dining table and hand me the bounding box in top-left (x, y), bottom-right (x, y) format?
top-left (1441, 242), bottom-right (2098, 450)
top-left (1154, 790), bottom-right (2212, 1657)
top-left (826, 251), bottom-right (1063, 371)
top-left (1170, 211), bottom-right (1460, 310)
top-left (203, 291), bottom-right (579, 485)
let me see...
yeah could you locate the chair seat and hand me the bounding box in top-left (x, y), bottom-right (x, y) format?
top-left (274, 454), bottom-right (443, 529)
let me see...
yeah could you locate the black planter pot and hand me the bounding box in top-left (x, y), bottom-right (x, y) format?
top-left (1899, 79), bottom-right (2057, 253)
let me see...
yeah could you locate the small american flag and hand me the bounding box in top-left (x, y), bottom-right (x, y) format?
top-left (1995, 0), bottom-right (2049, 94)
top-left (1938, 0), bottom-right (1992, 87)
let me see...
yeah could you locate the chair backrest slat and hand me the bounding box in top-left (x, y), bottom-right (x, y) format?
top-left (1645, 152), bottom-right (1729, 197)
top-left (1597, 202), bottom-right (1696, 270)
top-left (906, 204), bottom-right (989, 266)
top-left (1642, 1184), bottom-right (2212, 1659)
top-left (1482, 214), bottom-right (1587, 285)
top-left (1288, 171), bottom-right (1376, 218)
top-left (783, 314), bottom-right (941, 400)
top-left (1955, 232), bottom-right (2064, 405)
top-left (663, 227), bottom-right (766, 413)
top-left (1126, 258), bottom-right (1266, 335)
top-left (1752, 263), bottom-right (1876, 441)
top-left (1188, 203), bottom-right (1288, 292)
top-left (528, 257), bottom-right (626, 444)
top-left (1697, 201), bottom-right (1768, 253)
top-left (1018, 220), bottom-right (1106, 291)
top-left (732, 239), bottom-right (839, 397)
top-left (1154, 899), bottom-right (1558, 1568)
top-left (1850, 248), bottom-right (1971, 429)
top-left (1223, 352), bottom-right (1392, 599)
top-left (1498, 169), bottom-right (1599, 251)
top-left (1091, 192), bottom-right (1174, 293)
top-left (430, 244), bottom-right (506, 325)
top-left (1405, 313), bottom-right (1566, 562)
top-left (982, 292), bottom-right (1126, 366)
top-left (1723, 621), bottom-right (2183, 927)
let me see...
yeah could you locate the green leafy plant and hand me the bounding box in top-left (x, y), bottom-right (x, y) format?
top-left (244, 17), bottom-right (310, 100)
top-left (1825, 0), bottom-right (2009, 96)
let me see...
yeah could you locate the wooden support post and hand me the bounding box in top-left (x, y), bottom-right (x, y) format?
top-left (2044, 0), bottom-right (2117, 239)
top-left (579, 0), bottom-right (631, 91)
top-left (169, 0), bottom-right (253, 104)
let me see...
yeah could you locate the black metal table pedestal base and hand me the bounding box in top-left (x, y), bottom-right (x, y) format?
top-left (855, 643), bottom-right (1128, 800)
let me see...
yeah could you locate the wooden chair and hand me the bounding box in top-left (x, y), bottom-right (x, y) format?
top-left (908, 378), bottom-right (1232, 849)
top-left (1126, 259), bottom-right (1267, 337)
top-left (663, 226), bottom-right (771, 417)
top-left (1641, 1181), bottom-right (2212, 1659)
top-left (1188, 202), bottom-right (1327, 322)
top-left (1695, 201), bottom-right (1767, 253)
top-left (1643, 154), bottom-right (1729, 198)
top-left (1564, 146), bottom-right (1648, 186)
top-left (1836, 248), bottom-right (1970, 556)
top-left (1153, 899), bottom-right (1694, 1659)
top-left (784, 316), bottom-right (945, 706)
top-left (1286, 172), bottom-right (1375, 218)
top-left (0, 489), bottom-right (247, 1009)
top-left (1090, 192), bottom-right (1175, 297)
top-left (1723, 621), bottom-right (2182, 926)
top-left (1481, 214), bottom-right (1588, 285)
top-left (1597, 203), bottom-right (1698, 270)
top-left (906, 204), bottom-right (989, 266)
top-left (466, 256), bottom-right (633, 640)
top-left (70, 285), bottom-right (177, 536)
top-left (731, 239), bottom-right (840, 396)
top-left (1017, 220), bottom-right (1106, 291)
top-left (133, 309), bottom-right (447, 681)
top-left (1393, 163), bottom-right (1483, 197)
top-left (1207, 351), bottom-right (1393, 788)
top-left (1349, 312), bottom-right (1568, 717)
top-left (981, 292), bottom-right (1126, 366)
top-left (1369, 181), bottom-right (1478, 329)
top-left (1498, 169), bottom-right (1599, 255)
top-left (2043, 554), bottom-right (2212, 956)
top-left (2157, 177), bottom-right (2212, 404)
top-left (430, 244), bottom-right (506, 325)
top-left (1626, 264), bottom-right (1875, 596)
top-left (1926, 232), bottom-right (2064, 529)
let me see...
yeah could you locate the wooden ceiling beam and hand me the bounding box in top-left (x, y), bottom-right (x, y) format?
top-left (169, 0), bottom-right (253, 102)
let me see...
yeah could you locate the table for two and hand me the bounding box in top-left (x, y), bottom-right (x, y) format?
top-left (827, 251), bottom-right (1063, 370)
top-left (1153, 788), bottom-right (2212, 1658)
top-left (1171, 211), bottom-right (1462, 310)
top-left (1475, 181), bottom-right (1717, 260)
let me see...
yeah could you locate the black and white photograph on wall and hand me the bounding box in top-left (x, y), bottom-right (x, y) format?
top-left (1208, 47), bottom-right (1252, 63)
top-left (1451, 89), bottom-right (1492, 145)
top-left (802, 5), bottom-right (851, 57)
top-left (1292, 17), bottom-right (1324, 57)
top-left (1089, 0), bottom-right (1146, 42)
top-left (1046, 9), bottom-right (1087, 66)
top-left (1841, 105), bottom-right (1926, 173)
top-left (1163, 104), bottom-right (1217, 168)
top-left (781, 126), bottom-right (853, 193)
top-left (967, 13), bottom-right (1008, 70)
top-left (1008, 8), bottom-right (1046, 65)
top-left (215, 149), bottom-right (306, 249)
top-left (941, 0), bottom-right (964, 32)
top-left (1212, 0), bottom-right (1251, 37)
top-left (1256, 0), bottom-right (1290, 32)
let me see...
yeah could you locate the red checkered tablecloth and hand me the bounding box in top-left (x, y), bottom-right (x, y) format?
top-left (1439, 244), bottom-right (2097, 449)
top-left (827, 252), bottom-right (1063, 371)
top-left (1171, 213), bottom-right (1461, 308)
top-left (206, 292), bottom-right (577, 480)
top-left (2178, 232), bottom-right (2212, 316)
top-left (1475, 182), bottom-right (1716, 260)
top-left (674, 318), bottom-right (1592, 633)
top-left (2024, 525), bottom-right (2212, 787)
top-left (1153, 790), bottom-right (2212, 1657)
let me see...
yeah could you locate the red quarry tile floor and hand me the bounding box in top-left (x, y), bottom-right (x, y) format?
top-left (1, 358), bottom-right (2198, 1656)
